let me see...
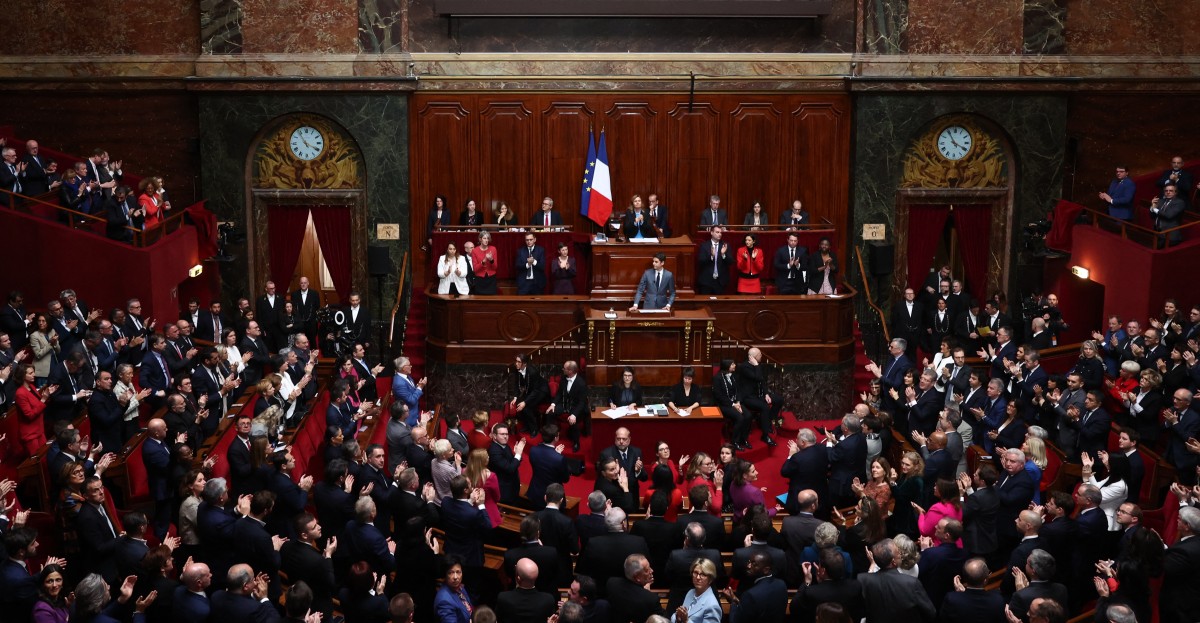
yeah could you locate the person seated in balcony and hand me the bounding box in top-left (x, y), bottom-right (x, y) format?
top-left (783, 199), bottom-right (810, 229)
top-left (742, 201), bottom-right (768, 231)
top-left (622, 194), bottom-right (657, 240)
top-left (460, 198), bottom-right (483, 227)
top-left (494, 201), bottom-right (516, 228)
top-left (1098, 165), bottom-right (1135, 220)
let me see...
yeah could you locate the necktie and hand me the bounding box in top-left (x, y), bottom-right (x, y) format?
top-left (173, 342), bottom-right (182, 358)
top-left (712, 243), bottom-right (719, 278)
top-left (158, 354), bottom-right (171, 385)
top-left (98, 504), bottom-right (117, 537)
top-left (544, 212), bottom-right (550, 226)
top-left (8, 165), bottom-right (19, 193)
top-left (655, 271), bottom-right (661, 290)
top-left (620, 450), bottom-right (628, 463)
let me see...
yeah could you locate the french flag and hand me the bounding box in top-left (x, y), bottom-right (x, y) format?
top-left (583, 130), bottom-right (613, 226)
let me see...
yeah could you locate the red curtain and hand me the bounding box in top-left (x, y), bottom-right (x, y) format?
top-left (268, 205), bottom-right (310, 287)
top-left (905, 204), bottom-right (951, 292)
top-left (311, 205), bottom-right (352, 299)
top-left (954, 204), bottom-right (993, 303)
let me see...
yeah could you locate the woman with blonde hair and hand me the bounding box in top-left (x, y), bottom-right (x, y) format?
top-left (888, 451), bottom-right (924, 538)
top-left (463, 448), bottom-right (500, 526)
top-left (1022, 435), bottom-right (1049, 503)
top-left (1071, 339), bottom-right (1106, 390)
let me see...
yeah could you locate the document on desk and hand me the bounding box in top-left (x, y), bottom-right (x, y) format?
top-left (640, 404), bottom-right (669, 417)
top-left (602, 407), bottom-right (634, 419)
top-left (638, 308), bottom-right (670, 314)
top-left (629, 237), bottom-right (660, 243)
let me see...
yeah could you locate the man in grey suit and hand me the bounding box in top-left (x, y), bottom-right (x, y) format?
top-left (858, 539), bottom-right (936, 623)
top-left (1150, 183), bottom-right (1186, 244)
top-left (629, 253), bottom-right (676, 312)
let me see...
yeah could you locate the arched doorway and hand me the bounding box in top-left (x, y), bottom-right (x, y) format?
top-left (893, 114), bottom-right (1016, 304)
top-left (245, 113), bottom-right (369, 309)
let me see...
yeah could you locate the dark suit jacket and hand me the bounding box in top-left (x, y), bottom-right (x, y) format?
top-left (576, 513), bottom-right (608, 553)
top-left (290, 289), bottom-right (320, 325)
top-left (210, 590), bottom-right (282, 623)
top-left (578, 532), bottom-right (650, 597)
top-left (552, 374), bottom-right (589, 420)
top-left (1162, 535), bottom-right (1200, 623)
top-left (255, 295), bottom-right (284, 338)
top-left (1068, 407), bottom-right (1112, 459)
top-left (88, 389), bottom-right (124, 456)
top-left (859, 568), bottom-right (937, 623)
top-left (536, 505), bottom-right (578, 577)
top-left (919, 543), bottom-right (969, 607)
top-left (280, 541), bottom-right (336, 614)
top-left (937, 588), bottom-right (1006, 623)
top-left (905, 388), bottom-right (945, 436)
top-left (488, 440), bottom-right (522, 504)
top-left (139, 350), bottom-right (171, 394)
top-left (503, 543), bottom-right (563, 594)
top-left (230, 516), bottom-right (280, 576)
top-left (515, 244), bottom-right (548, 293)
top-left (440, 496), bottom-right (492, 566)
top-left (0, 304), bottom-right (29, 351)
top-left (632, 268), bottom-right (676, 310)
top-left (528, 444), bottom-right (573, 509)
top-left (193, 310), bottom-right (228, 343)
top-left (730, 575), bottom-right (788, 623)
top-left (1007, 581), bottom-right (1068, 621)
top-left (773, 244), bottom-right (811, 292)
top-left (600, 445), bottom-right (647, 510)
top-left (142, 437), bottom-right (172, 501)
top-left (675, 510), bottom-right (726, 552)
top-left (665, 547), bottom-right (724, 609)
top-left (172, 586), bottom-right (212, 623)
top-left (994, 470), bottom-right (1036, 543)
top-left (344, 305), bottom-right (371, 346)
top-left (622, 210), bottom-right (657, 239)
top-left (0, 557), bottom-right (39, 623)
top-left (827, 432), bottom-right (867, 500)
top-left (226, 435), bottom-right (254, 497)
top-left (239, 336), bottom-right (271, 386)
top-left (605, 577), bottom-right (663, 623)
top-left (497, 587), bottom-right (558, 623)
top-left (780, 446), bottom-right (829, 514)
top-left (732, 543), bottom-right (788, 586)
top-left (115, 535), bottom-right (151, 580)
top-left (698, 208), bottom-right (728, 226)
top-left (696, 238), bottom-right (733, 292)
top-left (790, 578), bottom-right (864, 623)
top-left (336, 519), bottom-right (396, 577)
top-left (631, 516), bottom-right (678, 583)
top-left (781, 513), bottom-right (823, 584)
top-left (77, 502), bottom-right (121, 582)
top-left (530, 210), bottom-right (564, 227)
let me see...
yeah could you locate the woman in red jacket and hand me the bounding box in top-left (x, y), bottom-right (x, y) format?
top-left (735, 233), bottom-right (764, 294)
top-left (15, 364), bottom-right (54, 459)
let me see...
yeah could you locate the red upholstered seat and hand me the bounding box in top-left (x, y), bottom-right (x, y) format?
top-left (123, 433), bottom-right (150, 501)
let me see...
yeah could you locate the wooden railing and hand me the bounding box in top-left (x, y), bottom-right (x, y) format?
top-left (387, 252), bottom-right (410, 356)
top-left (1077, 204), bottom-right (1200, 250)
top-left (0, 186), bottom-right (187, 248)
top-left (852, 245), bottom-right (891, 363)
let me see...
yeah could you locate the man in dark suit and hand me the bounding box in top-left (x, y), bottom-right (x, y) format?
top-left (1036, 492), bottom-right (1077, 585)
top-left (498, 557), bottom-right (559, 622)
top-left (698, 195), bottom-right (728, 227)
top-left (508, 354), bottom-right (548, 437)
top-left (531, 197), bottom-right (564, 228)
top-left (903, 369), bottom-right (945, 438)
top-left (76, 477), bottom-right (121, 583)
top-left (357, 444), bottom-right (395, 535)
top-left (696, 225), bottom-right (733, 294)
top-left (937, 558), bottom-right (1007, 623)
top-left (0, 291), bottom-right (30, 352)
top-left (536, 483), bottom-right (579, 580)
top-left (210, 564), bottom-right (282, 623)
top-left (781, 431), bottom-right (829, 515)
top-left (113, 511), bottom-right (152, 580)
top-left (1151, 183), bottom-right (1187, 244)
top-left (647, 194), bottom-right (670, 237)
top-left (515, 232), bottom-right (548, 295)
top-left (917, 431), bottom-right (955, 501)
top-left (255, 281), bottom-right (285, 352)
top-left (858, 539), bottom-right (937, 623)
top-left (673, 485), bottom-right (721, 542)
top-left (1001, 510), bottom-right (1043, 597)
top-left (440, 475), bottom-right (493, 566)
top-left (18, 140), bottom-right (51, 196)
top-left (240, 321), bottom-right (271, 387)
top-left (630, 253), bottom-right (676, 311)
top-left (870, 338), bottom-right (913, 416)
top-left (576, 492), bottom-right (610, 554)
top-left (578, 508), bottom-right (650, 597)
top-left (88, 370), bottom-right (124, 455)
top-left (528, 424), bottom-right (580, 510)
top-left (172, 561), bottom-right (214, 623)
top-left (313, 460), bottom-right (357, 548)
top-left (599, 426), bottom-right (647, 511)
top-left (194, 300), bottom-right (228, 343)
top-left (891, 288), bottom-right (925, 361)
top-left (230, 491), bottom-right (284, 580)
top-left (994, 449), bottom-right (1036, 553)
top-left (665, 522), bottom-right (724, 610)
top-left (487, 422), bottom-right (526, 505)
top-left (731, 514), bottom-right (787, 591)
top-left (738, 347), bottom-right (783, 447)
top-left (1064, 390), bottom-right (1112, 462)
top-left (781, 489), bottom-right (823, 584)
top-left (1162, 506), bottom-right (1200, 623)
top-left (790, 547), bottom-right (864, 623)
top-left (1007, 550), bottom-right (1069, 622)
top-left (980, 301), bottom-right (1012, 347)
top-left (725, 551), bottom-right (788, 623)
top-left (1072, 485), bottom-right (1112, 592)
top-left (773, 232), bottom-right (809, 295)
top-left (978, 326), bottom-right (1016, 380)
top-left (335, 497), bottom-right (397, 579)
top-left (825, 414), bottom-right (867, 508)
top-left (45, 350), bottom-right (88, 426)
top-left (1, 527), bottom-right (43, 622)
top-left (225, 414), bottom-right (255, 497)
top-left (959, 465), bottom-right (1000, 563)
top-left (547, 360), bottom-right (589, 452)
top-left (349, 342), bottom-right (382, 403)
top-left (344, 291), bottom-right (371, 348)
top-left (139, 335), bottom-right (173, 411)
top-left (631, 492), bottom-right (678, 586)
top-left (605, 554), bottom-right (663, 623)
top-left (281, 513), bottom-right (337, 617)
top-left (502, 516), bottom-right (563, 595)
top-left (1163, 388), bottom-right (1200, 485)
top-left (143, 419), bottom-right (174, 540)
top-left (291, 277), bottom-right (321, 347)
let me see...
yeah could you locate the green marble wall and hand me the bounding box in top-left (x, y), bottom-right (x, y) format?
top-left (851, 93), bottom-right (1068, 303)
top-left (197, 93), bottom-right (410, 302)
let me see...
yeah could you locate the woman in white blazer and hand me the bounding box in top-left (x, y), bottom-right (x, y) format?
top-left (437, 242), bottom-right (470, 295)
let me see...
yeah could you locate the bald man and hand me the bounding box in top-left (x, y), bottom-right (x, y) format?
top-left (143, 417), bottom-right (175, 540)
top-left (738, 347), bottom-right (783, 446)
top-left (173, 561), bottom-right (214, 623)
top-left (600, 427), bottom-right (647, 513)
top-left (496, 558), bottom-right (557, 623)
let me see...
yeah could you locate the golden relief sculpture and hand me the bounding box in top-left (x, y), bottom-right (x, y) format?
top-left (252, 114), bottom-right (364, 190)
top-left (899, 117), bottom-right (1008, 189)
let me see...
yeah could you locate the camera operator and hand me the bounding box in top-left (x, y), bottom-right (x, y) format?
top-left (1034, 293), bottom-right (1068, 345)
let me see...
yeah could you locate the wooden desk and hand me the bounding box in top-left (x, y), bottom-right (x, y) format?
top-left (590, 236), bottom-right (696, 299)
top-left (584, 308), bottom-right (714, 386)
top-left (590, 405), bottom-right (724, 464)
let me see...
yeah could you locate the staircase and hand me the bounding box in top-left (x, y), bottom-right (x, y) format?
top-left (403, 287), bottom-right (429, 381)
top-left (852, 320), bottom-right (875, 396)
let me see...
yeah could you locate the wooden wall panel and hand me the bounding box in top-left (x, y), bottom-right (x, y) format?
top-left (540, 100), bottom-right (594, 231)
top-left (604, 100), bottom-right (662, 209)
top-left (728, 102), bottom-right (785, 217)
top-left (666, 102), bottom-right (723, 231)
top-left (410, 93), bottom-right (851, 281)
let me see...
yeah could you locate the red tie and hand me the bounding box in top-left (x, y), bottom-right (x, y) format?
top-left (544, 212), bottom-right (550, 227)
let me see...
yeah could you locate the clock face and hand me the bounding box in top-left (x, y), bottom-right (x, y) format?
top-left (936, 125), bottom-right (972, 161)
top-left (289, 126), bottom-right (324, 161)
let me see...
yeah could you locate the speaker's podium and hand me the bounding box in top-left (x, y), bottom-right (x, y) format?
top-left (585, 307), bottom-right (714, 388)
top-left (589, 235), bottom-right (696, 298)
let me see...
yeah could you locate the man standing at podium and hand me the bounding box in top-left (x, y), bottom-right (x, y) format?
top-left (630, 253), bottom-right (676, 312)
